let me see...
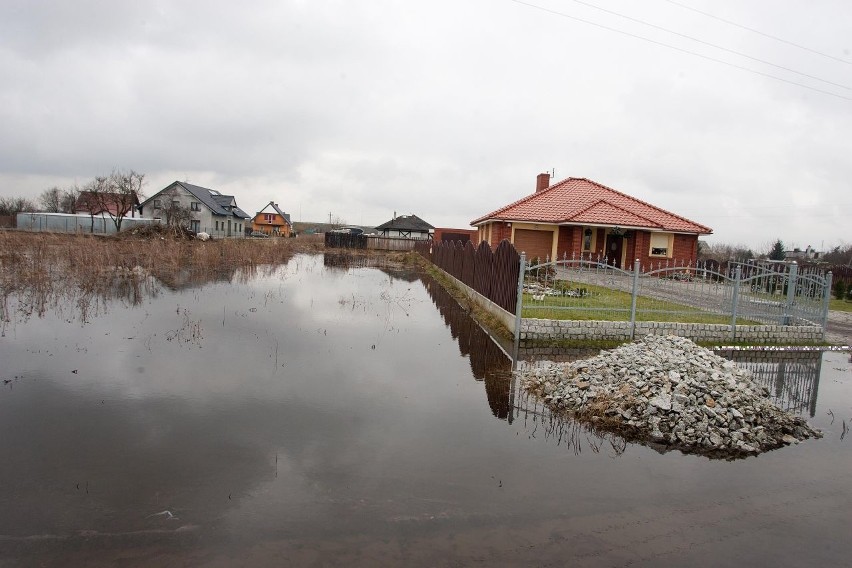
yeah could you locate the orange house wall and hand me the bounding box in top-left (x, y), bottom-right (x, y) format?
top-left (251, 214), bottom-right (291, 237)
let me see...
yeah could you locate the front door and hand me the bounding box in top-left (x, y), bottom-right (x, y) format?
top-left (605, 234), bottom-right (623, 268)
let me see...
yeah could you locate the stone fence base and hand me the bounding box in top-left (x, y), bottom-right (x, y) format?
top-left (521, 319), bottom-right (824, 345)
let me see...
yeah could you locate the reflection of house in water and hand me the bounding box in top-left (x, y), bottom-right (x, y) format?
top-left (716, 350), bottom-right (822, 418)
top-left (153, 267), bottom-right (240, 291)
top-left (420, 275), bottom-right (515, 421)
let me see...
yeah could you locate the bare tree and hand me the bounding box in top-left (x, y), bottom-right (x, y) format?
top-left (823, 244), bottom-right (852, 266)
top-left (81, 170), bottom-right (145, 232)
top-left (39, 187), bottom-right (63, 212)
top-left (158, 187), bottom-right (192, 232)
top-left (60, 186), bottom-right (79, 213)
top-left (78, 175), bottom-right (110, 233)
top-left (698, 241), bottom-right (756, 262)
top-left (0, 196), bottom-right (38, 217)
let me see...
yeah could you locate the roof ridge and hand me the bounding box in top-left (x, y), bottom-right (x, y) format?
top-left (571, 198), bottom-right (662, 228)
top-left (572, 177), bottom-right (712, 233)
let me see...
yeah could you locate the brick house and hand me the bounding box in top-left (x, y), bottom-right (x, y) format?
top-left (471, 174), bottom-right (712, 268)
top-left (251, 202), bottom-right (292, 237)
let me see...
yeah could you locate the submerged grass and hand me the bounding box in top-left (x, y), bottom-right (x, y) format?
top-left (0, 230), bottom-right (327, 322)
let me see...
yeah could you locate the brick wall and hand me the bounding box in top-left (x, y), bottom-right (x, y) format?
top-left (488, 221), bottom-right (512, 248)
top-left (556, 226), bottom-right (574, 257)
top-left (633, 232), bottom-right (698, 268)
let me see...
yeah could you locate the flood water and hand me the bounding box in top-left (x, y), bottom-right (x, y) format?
top-left (1, 253), bottom-right (851, 567)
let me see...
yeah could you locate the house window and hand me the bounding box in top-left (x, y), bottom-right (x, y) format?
top-left (215, 221), bottom-right (219, 231)
top-left (153, 199), bottom-right (161, 209)
top-left (649, 232), bottom-right (673, 257)
top-left (172, 200), bottom-right (180, 207)
top-left (264, 213), bottom-right (274, 222)
top-left (191, 202), bottom-right (200, 211)
top-left (582, 227), bottom-right (594, 252)
top-left (190, 220), bottom-right (200, 232)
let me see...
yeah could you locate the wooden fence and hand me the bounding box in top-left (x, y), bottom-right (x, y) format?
top-left (324, 233), bottom-right (423, 251)
top-left (415, 239), bottom-right (520, 314)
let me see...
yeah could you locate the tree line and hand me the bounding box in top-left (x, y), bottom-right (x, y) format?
top-left (700, 238), bottom-right (852, 267)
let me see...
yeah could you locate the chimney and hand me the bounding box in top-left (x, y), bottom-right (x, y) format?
top-left (536, 172), bottom-right (550, 192)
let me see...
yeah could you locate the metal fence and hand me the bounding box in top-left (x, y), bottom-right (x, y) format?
top-left (16, 212), bottom-right (159, 235)
top-left (14, 213), bottom-right (253, 239)
top-left (521, 253), bottom-right (832, 340)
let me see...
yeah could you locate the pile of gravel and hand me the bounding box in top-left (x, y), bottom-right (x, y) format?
top-left (520, 334), bottom-right (821, 459)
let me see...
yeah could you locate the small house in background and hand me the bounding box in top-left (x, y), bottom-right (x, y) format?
top-left (375, 213), bottom-right (434, 239)
top-left (251, 202), bottom-right (292, 237)
top-left (785, 246), bottom-right (820, 261)
top-left (433, 227), bottom-right (477, 244)
top-left (471, 174), bottom-right (712, 267)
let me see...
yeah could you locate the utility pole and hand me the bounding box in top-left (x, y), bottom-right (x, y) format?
top-left (329, 212), bottom-right (332, 225)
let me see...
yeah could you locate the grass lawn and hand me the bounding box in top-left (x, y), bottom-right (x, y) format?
top-left (830, 298), bottom-right (852, 312)
top-left (522, 280), bottom-right (758, 324)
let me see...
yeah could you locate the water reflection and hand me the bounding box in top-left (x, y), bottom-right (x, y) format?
top-left (323, 252), bottom-right (419, 283)
top-left (420, 275), bottom-right (514, 420)
top-left (715, 349), bottom-right (823, 417)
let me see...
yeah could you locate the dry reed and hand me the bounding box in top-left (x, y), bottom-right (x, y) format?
top-left (0, 230), bottom-right (326, 322)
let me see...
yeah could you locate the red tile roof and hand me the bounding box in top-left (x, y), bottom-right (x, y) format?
top-left (471, 177), bottom-right (712, 234)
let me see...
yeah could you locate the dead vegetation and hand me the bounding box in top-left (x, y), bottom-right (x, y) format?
top-left (0, 230), bottom-right (326, 324)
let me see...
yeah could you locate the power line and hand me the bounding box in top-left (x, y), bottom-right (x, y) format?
top-left (660, 0), bottom-right (852, 65)
top-left (563, 0), bottom-right (851, 91)
top-left (507, 0), bottom-right (852, 101)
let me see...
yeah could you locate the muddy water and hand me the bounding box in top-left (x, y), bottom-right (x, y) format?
top-left (1, 254), bottom-right (850, 567)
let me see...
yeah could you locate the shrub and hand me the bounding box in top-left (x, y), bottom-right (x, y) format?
top-left (833, 280), bottom-right (847, 300)
top-left (834, 279), bottom-right (847, 300)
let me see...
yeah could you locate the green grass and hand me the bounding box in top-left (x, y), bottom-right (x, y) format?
top-left (522, 280), bottom-right (758, 324)
top-left (829, 298), bottom-right (852, 312)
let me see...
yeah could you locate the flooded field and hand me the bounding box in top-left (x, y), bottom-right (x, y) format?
top-left (1, 253), bottom-right (851, 567)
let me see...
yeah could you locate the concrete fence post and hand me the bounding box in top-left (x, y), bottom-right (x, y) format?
top-left (822, 271), bottom-right (832, 341)
top-left (513, 253), bottom-right (526, 351)
top-left (783, 262), bottom-right (798, 325)
top-left (730, 266), bottom-right (742, 341)
top-left (630, 259), bottom-right (640, 340)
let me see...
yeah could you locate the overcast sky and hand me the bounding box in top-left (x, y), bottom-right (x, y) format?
top-left (1, 0), bottom-right (849, 251)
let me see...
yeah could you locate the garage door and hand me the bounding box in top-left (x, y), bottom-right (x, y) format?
top-left (513, 229), bottom-right (553, 262)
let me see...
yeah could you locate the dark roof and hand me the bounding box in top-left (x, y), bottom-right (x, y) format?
top-left (471, 177), bottom-right (712, 235)
top-left (142, 182), bottom-right (249, 218)
top-left (375, 214), bottom-right (434, 232)
top-left (270, 203), bottom-right (291, 225)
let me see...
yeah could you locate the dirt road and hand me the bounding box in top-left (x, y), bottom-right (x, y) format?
top-left (826, 310), bottom-right (852, 346)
